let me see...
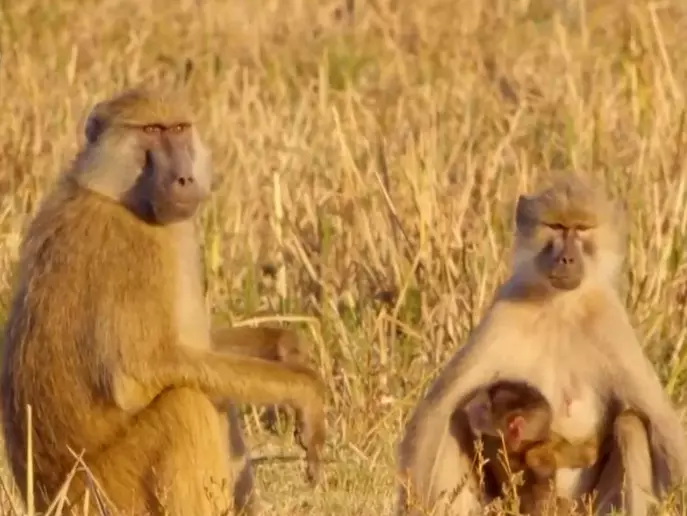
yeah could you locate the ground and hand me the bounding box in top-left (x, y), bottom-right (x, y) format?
top-left (1, 0), bottom-right (687, 514)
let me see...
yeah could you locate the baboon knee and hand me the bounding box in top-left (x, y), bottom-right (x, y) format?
top-left (614, 410), bottom-right (649, 448)
top-left (154, 388), bottom-right (222, 445)
top-left (162, 387), bottom-right (215, 414)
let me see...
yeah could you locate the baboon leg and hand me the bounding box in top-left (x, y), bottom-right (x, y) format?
top-left (150, 394), bottom-right (233, 516)
top-left (227, 404), bottom-right (257, 515)
top-left (72, 388), bottom-right (232, 516)
top-left (593, 411), bottom-right (652, 516)
top-left (592, 443), bottom-right (623, 515)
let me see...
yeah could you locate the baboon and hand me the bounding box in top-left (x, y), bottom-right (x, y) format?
top-left (463, 380), bottom-right (598, 515)
top-left (1, 87), bottom-right (327, 516)
top-left (396, 174), bottom-right (686, 516)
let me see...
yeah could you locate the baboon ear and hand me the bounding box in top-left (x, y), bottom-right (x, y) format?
top-left (85, 112), bottom-right (106, 144)
top-left (515, 195), bottom-right (530, 212)
top-left (464, 391), bottom-right (492, 433)
top-left (505, 415), bottom-right (525, 451)
top-left (515, 195), bottom-right (536, 231)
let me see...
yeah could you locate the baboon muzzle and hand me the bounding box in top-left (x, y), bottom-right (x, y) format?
top-left (538, 230), bottom-right (584, 291)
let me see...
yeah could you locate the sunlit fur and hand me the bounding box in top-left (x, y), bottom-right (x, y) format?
top-left (1, 87), bottom-right (325, 516)
top-left (511, 174), bottom-right (627, 292)
top-left (396, 174), bottom-right (687, 516)
top-left (71, 88), bottom-right (212, 209)
top-left (87, 88), bottom-right (193, 131)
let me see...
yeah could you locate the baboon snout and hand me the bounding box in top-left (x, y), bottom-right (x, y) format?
top-left (169, 169), bottom-right (200, 202)
top-left (149, 159), bottom-right (209, 224)
top-left (547, 241), bottom-right (583, 290)
top-left (165, 161), bottom-right (207, 210)
top-left (556, 252), bottom-right (576, 266)
top-left (174, 174), bottom-right (195, 187)
top-left (534, 231), bottom-right (584, 291)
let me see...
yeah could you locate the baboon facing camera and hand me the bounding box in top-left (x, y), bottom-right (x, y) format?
top-left (1, 88), bottom-right (327, 515)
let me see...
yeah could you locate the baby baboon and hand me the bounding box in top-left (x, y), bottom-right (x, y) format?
top-left (464, 380), bottom-right (598, 515)
top-left (396, 174), bottom-right (686, 516)
top-left (1, 87), bottom-right (326, 515)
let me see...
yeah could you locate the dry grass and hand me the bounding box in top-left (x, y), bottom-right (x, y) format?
top-left (1, 0), bottom-right (687, 513)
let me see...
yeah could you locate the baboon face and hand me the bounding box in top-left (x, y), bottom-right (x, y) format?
top-left (516, 212), bottom-right (600, 292)
top-left (82, 88), bottom-right (212, 225)
top-left (531, 223), bottom-right (588, 291)
top-left (512, 177), bottom-right (622, 292)
top-left (133, 122), bottom-right (208, 224)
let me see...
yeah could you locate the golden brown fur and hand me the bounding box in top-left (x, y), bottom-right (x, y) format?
top-left (396, 174), bottom-right (687, 516)
top-left (212, 326), bottom-right (307, 365)
top-left (1, 87), bottom-right (326, 515)
top-left (213, 325), bottom-right (311, 435)
top-left (464, 380), bottom-right (599, 515)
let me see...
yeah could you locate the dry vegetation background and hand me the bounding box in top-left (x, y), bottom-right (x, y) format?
top-left (2, 0), bottom-right (687, 514)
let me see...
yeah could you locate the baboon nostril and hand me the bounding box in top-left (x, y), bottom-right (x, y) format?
top-left (176, 176), bottom-right (194, 187)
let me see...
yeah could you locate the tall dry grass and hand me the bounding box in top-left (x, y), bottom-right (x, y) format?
top-left (1, 0), bottom-right (687, 513)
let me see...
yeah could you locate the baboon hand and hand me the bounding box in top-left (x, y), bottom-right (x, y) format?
top-left (525, 446), bottom-right (557, 478)
top-left (294, 402), bottom-right (326, 486)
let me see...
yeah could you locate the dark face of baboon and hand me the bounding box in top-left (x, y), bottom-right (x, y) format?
top-left (79, 88), bottom-right (211, 225)
top-left (127, 123), bottom-right (207, 224)
top-left (516, 207), bottom-right (590, 292)
top-left (533, 225), bottom-right (585, 291)
top-left (512, 175), bottom-right (625, 292)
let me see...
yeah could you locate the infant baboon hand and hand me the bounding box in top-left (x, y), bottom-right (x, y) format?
top-left (580, 440), bottom-right (599, 466)
top-left (525, 447), bottom-right (557, 478)
top-left (294, 403), bottom-right (326, 486)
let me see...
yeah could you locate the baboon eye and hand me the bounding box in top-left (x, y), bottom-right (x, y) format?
top-left (545, 223), bottom-right (566, 231)
top-left (170, 124), bottom-right (187, 133)
top-left (142, 125), bottom-right (162, 134)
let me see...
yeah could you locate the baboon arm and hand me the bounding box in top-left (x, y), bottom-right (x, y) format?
top-left (600, 310), bottom-right (687, 488)
top-left (399, 305), bottom-right (525, 503)
top-left (615, 410), bottom-right (654, 516)
top-left (211, 326), bottom-right (301, 362)
top-left (113, 345), bottom-right (323, 413)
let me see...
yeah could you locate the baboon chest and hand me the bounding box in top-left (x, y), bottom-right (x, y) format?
top-left (173, 224), bottom-right (210, 349)
top-left (528, 331), bottom-right (605, 499)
